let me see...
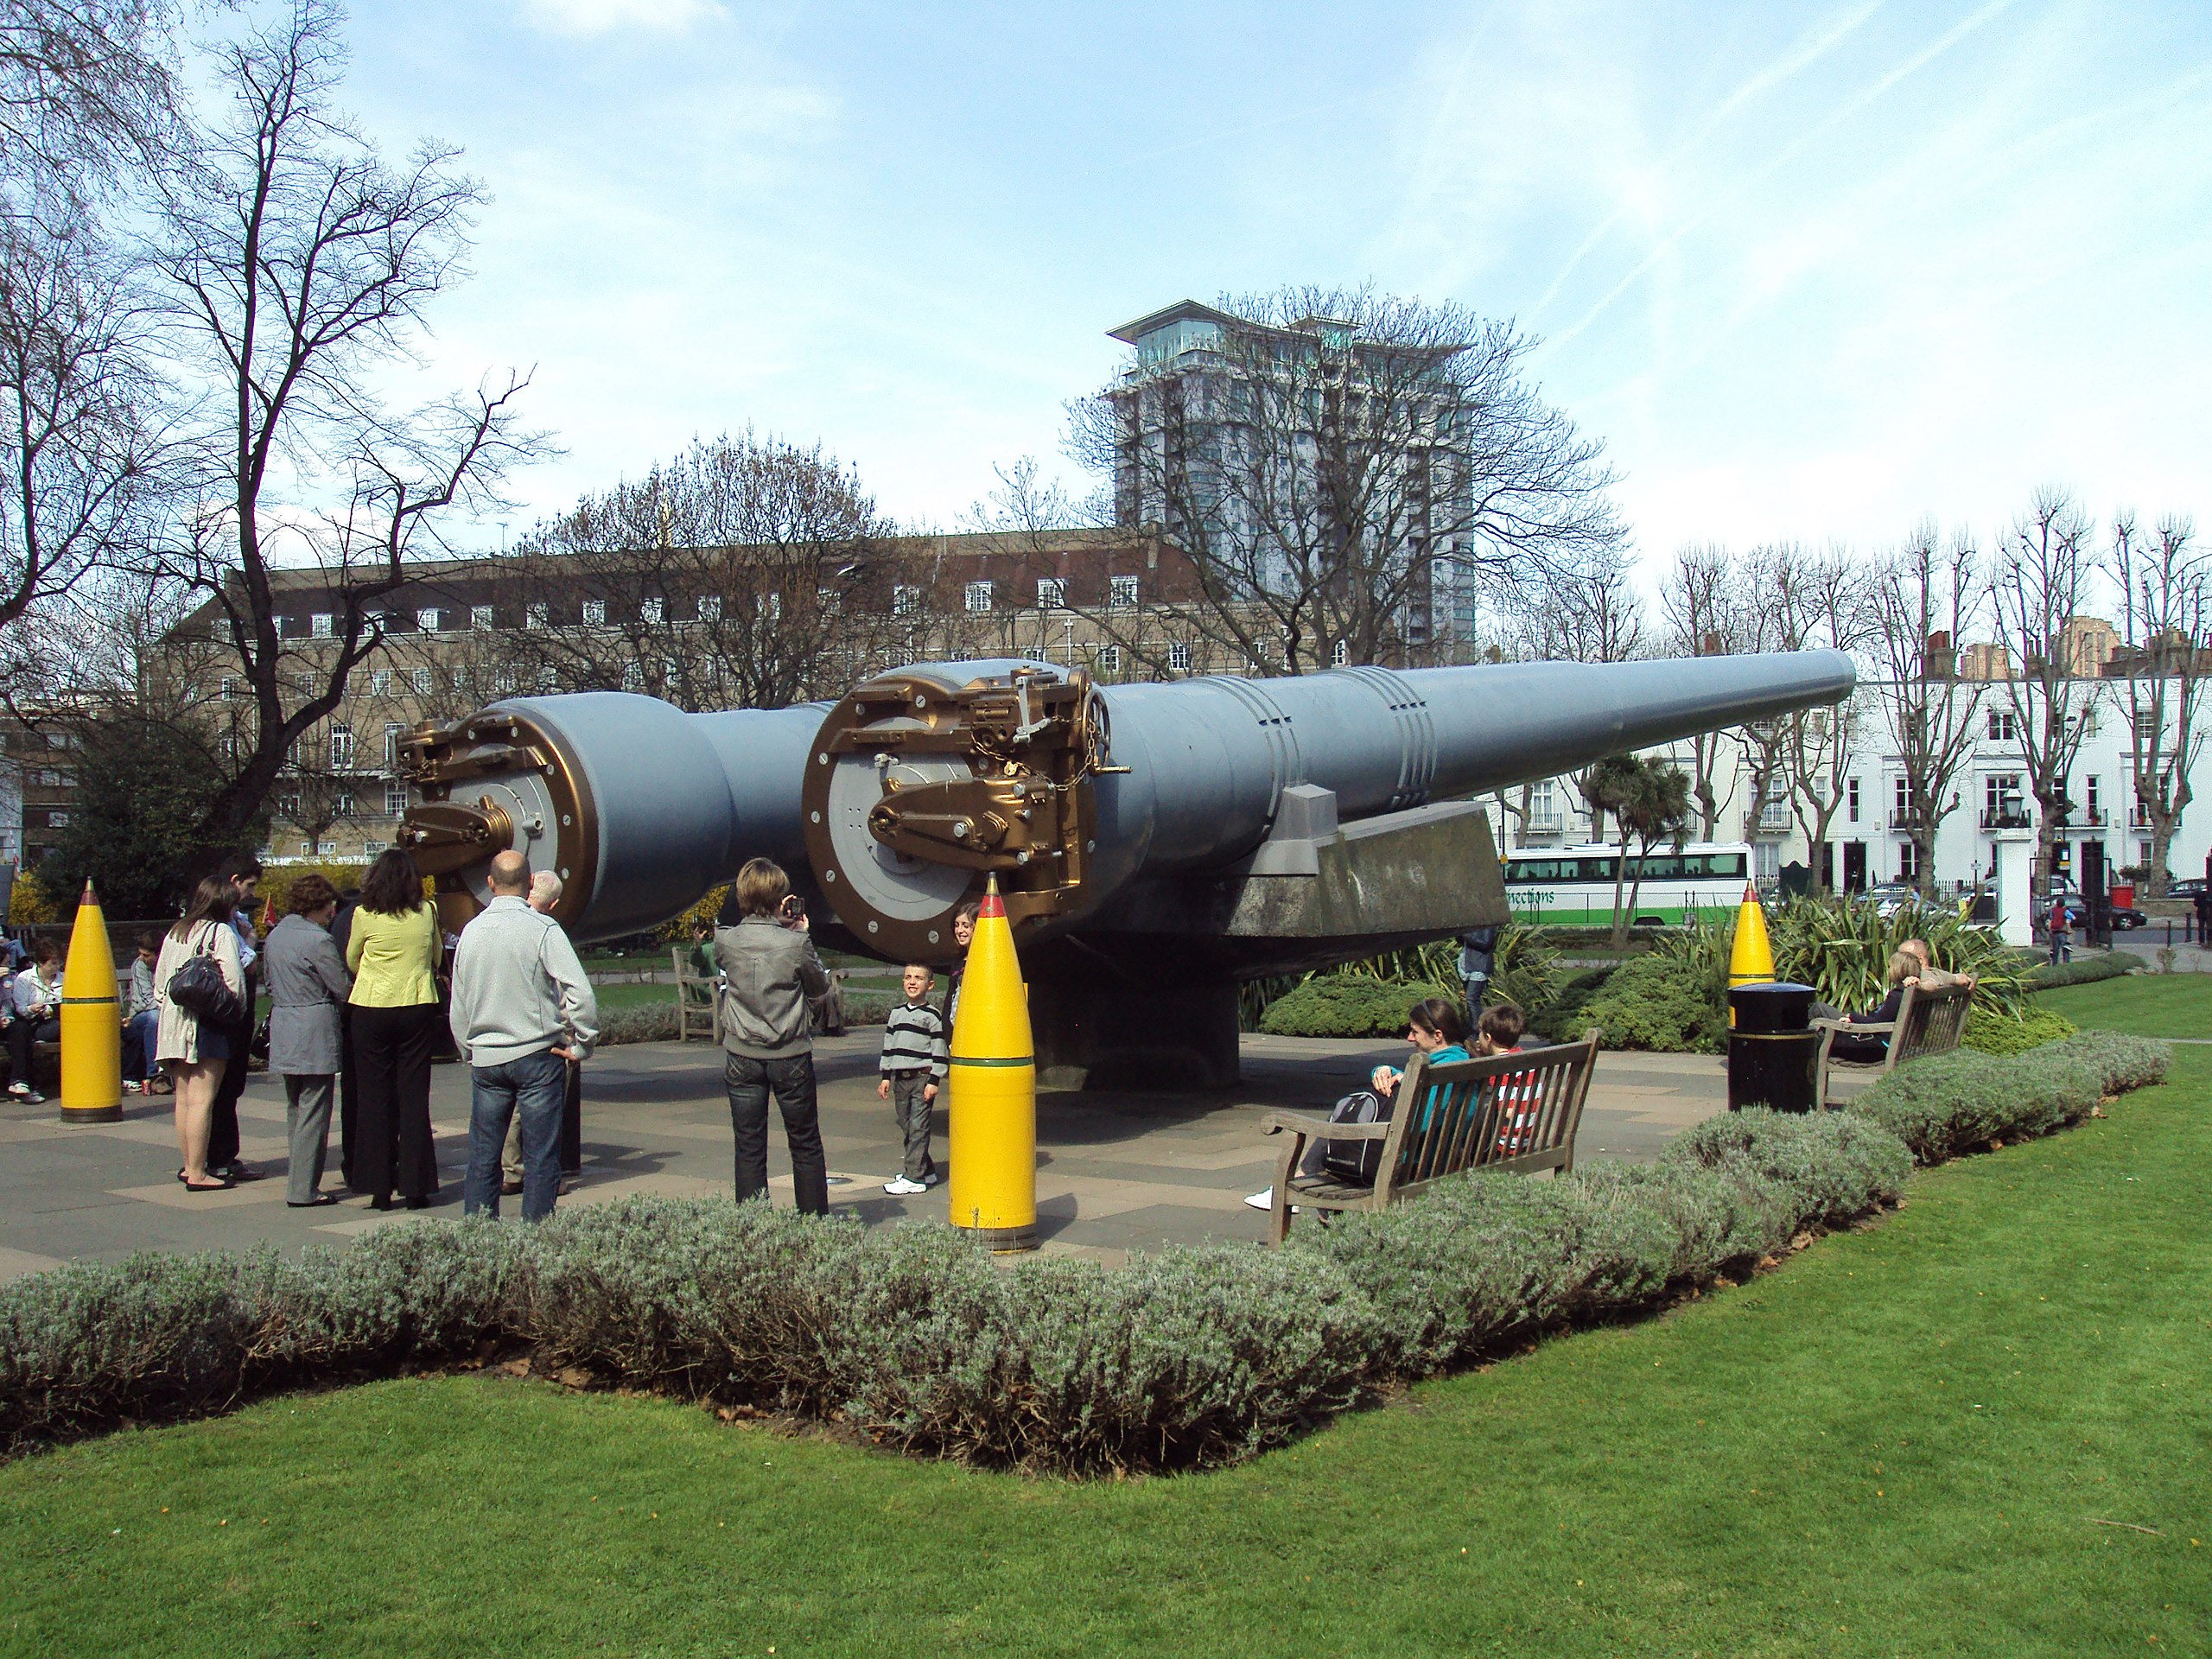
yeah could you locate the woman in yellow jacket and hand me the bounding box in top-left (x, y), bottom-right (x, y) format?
top-left (346, 849), bottom-right (443, 1210)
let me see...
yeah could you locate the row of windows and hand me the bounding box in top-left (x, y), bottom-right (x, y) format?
top-left (283, 577), bottom-right (1156, 640)
top-left (1504, 852), bottom-right (1750, 884)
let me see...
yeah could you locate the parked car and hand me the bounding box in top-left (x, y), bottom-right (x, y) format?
top-left (1863, 883), bottom-right (1920, 918)
top-left (2165, 877), bottom-right (2206, 901)
top-left (2054, 896), bottom-right (2146, 931)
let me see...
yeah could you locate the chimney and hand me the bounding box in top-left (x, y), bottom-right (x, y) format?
top-left (1922, 632), bottom-right (1955, 680)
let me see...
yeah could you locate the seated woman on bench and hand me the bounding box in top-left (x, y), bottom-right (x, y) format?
top-left (1827, 950), bottom-right (1920, 1062)
top-left (1244, 997), bottom-right (1471, 1210)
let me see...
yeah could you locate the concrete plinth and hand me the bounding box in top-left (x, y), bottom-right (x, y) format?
top-left (1031, 975), bottom-right (1242, 1091)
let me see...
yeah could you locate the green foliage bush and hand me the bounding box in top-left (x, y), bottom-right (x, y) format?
top-left (1526, 963), bottom-right (1618, 1042)
top-left (1562, 955), bottom-right (1727, 1053)
top-left (0, 1033), bottom-right (2169, 1474)
top-left (1257, 976), bottom-right (1454, 1039)
top-left (1961, 1005), bottom-right (2076, 1055)
top-left (1656, 897), bottom-right (2033, 1017)
top-left (2025, 953), bottom-right (2140, 989)
top-left (1843, 1032), bottom-right (2169, 1165)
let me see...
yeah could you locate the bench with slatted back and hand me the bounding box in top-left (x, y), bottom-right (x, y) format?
top-left (1809, 978), bottom-right (1971, 1110)
top-left (1257, 1032), bottom-right (1602, 1245)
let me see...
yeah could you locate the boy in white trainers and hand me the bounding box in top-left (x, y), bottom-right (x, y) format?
top-left (878, 964), bottom-right (947, 1195)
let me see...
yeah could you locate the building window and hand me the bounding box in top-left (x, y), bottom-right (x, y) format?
top-left (416, 607), bottom-right (441, 633)
top-left (334, 791), bottom-right (354, 817)
top-left (538, 665), bottom-right (558, 692)
top-left (384, 722), bottom-right (402, 767)
top-left (2086, 775), bottom-right (2101, 822)
top-left (1984, 774), bottom-right (2025, 827)
top-left (764, 592), bottom-right (782, 622)
top-left (1891, 775), bottom-right (1908, 824)
top-left (965, 580), bottom-right (994, 613)
top-left (893, 586), bottom-right (922, 616)
top-left (297, 841), bottom-right (311, 855)
top-left (527, 602), bottom-right (548, 630)
top-left (622, 661), bottom-right (643, 691)
top-left (639, 597), bottom-right (663, 625)
top-left (472, 604), bottom-right (494, 630)
top-left (2134, 709), bottom-right (2159, 741)
top-left (582, 600), bottom-right (607, 626)
top-left (221, 677), bottom-right (239, 702)
top-left (1167, 642), bottom-right (1192, 674)
top-left (310, 613), bottom-right (334, 638)
top-left (1097, 644), bottom-right (1122, 673)
top-left (369, 670), bottom-right (391, 696)
top-left (46, 732), bottom-right (66, 750)
top-left (318, 839), bottom-right (338, 856)
top-left (661, 658), bottom-right (679, 689)
top-left (696, 595), bottom-right (721, 623)
top-left (328, 724), bottom-right (354, 770)
top-left (1036, 577), bottom-right (1066, 610)
top-left (1331, 639), bottom-right (1350, 667)
top-left (1530, 779), bottom-right (1560, 831)
top-left (409, 668), bottom-right (433, 696)
top-left (1897, 841), bottom-right (1920, 881)
top-left (364, 839), bottom-right (388, 855)
top-left (385, 781), bottom-right (408, 816)
top-left (1847, 778), bottom-right (1860, 823)
top-left (1986, 708), bottom-right (2018, 743)
top-left (493, 669), bottom-right (515, 696)
top-left (47, 810), bottom-right (67, 829)
top-left (1109, 575), bottom-right (1139, 610)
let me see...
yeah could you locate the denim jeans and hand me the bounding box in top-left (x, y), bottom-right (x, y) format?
top-left (726, 1051), bottom-right (828, 1214)
top-left (122, 1009), bottom-right (158, 1083)
top-left (465, 1047), bottom-right (568, 1220)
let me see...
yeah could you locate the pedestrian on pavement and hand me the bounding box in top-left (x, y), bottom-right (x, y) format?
top-left (5, 938), bottom-right (62, 1103)
top-left (715, 857), bottom-right (830, 1215)
top-left (451, 851), bottom-right (597, 1221)
top-left (156, 877), bottom-right (249, 1191)
top-left (121, 931), bottom-right (165, 1095)
top-left (264, 872), bottom-right (353, 1208)
top-left (1457, 925), bottom-right (1499, 1026)
top-left (329, 887), bottom-right (361, 1186)
top-left (501, 869), bottom-right (583, 1194)
top-left (347, 849), bottom-right (443, 1211)
top-left (940, 899), bottom-right (980, 1026)
top-left (2048, 893), bottom-right (2071, 966)
top-left (202, 856), bottom-right (265, 1183)
top-left (2196, 886), bottom-right (2211, 948)
top-left (878, 963), bottom-right (946, 1195)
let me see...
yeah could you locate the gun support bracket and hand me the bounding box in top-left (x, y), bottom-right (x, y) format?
top-left (803, 664), bottom-right (1105, 960)
top-left (396, 708), bottom-right (599, 936)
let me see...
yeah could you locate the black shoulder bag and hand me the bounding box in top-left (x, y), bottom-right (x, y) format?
top-left (167, 925), bottom-right (246, 1027)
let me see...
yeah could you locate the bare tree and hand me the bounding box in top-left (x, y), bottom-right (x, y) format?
top-left (1658, 543), bottom-right (1767, 839)
top-left (0, 0), bottom-right (181, 205)
top-left (1067, 288), bottom-right (1623, 675)
top-left (146, 0), bottom-right (535, 861)
top-left (2106, 512), bottom-right (2207, 896)
top-left (1989, 489), bottom-right (2104, 898)
top-left (1866, 524), bottom-right (1988, 893)
top-left (0, 207), bottom-right (161, 691)
top-left (483, 432), bottom-right (915, 711)
top-left (1761, 546), bottom-right (1872, 893)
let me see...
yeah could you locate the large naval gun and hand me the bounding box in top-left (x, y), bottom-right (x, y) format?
top-left (397, 651), bottom-right (1853, 1086)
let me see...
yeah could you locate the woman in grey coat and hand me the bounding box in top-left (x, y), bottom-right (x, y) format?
top-left (264, 872), bottom-right (354, 1206)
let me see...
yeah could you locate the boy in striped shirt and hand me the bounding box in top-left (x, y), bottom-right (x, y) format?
top-left (878, 964), bottom-right (948, 1195)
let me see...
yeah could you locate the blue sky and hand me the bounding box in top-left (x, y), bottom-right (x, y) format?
top-left (340, 0), bottom-right (2212, 567)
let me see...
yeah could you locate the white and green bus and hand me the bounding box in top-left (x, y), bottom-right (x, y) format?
top-left (1502, 842), bottom-right (1752, 927)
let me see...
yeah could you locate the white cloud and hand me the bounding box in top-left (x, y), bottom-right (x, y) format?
top-left (518, 0), bottom-right (722, 37)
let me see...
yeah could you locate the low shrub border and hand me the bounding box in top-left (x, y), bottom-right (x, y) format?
top-left (0, 1032), bottom-right (2170, 1476)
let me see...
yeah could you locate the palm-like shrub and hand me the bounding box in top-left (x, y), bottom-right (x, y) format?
top-left (1653, 895), bottom-right (2032, 1016)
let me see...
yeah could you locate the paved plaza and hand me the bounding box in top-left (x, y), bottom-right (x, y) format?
top-left (0, 1033), bottom-right (1731, 1280)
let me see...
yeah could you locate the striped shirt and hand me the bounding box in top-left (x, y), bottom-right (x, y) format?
top-left (880, 1000), bottom-right (949, 1079)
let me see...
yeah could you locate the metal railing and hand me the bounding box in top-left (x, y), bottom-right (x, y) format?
top-left (1980, 807), bottom-right (2032, 830)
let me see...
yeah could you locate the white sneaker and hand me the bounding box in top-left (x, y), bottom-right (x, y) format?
top-left (883, 1176), bottom-right (928, 1195)
top-left (7, 1082), bottom-right (31, 1098)
top-left (1244, 1188), bottom-right (1274, 1211)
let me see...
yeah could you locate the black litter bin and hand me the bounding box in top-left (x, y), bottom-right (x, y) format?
top-left (1727, 981), bottom-right (1820, 1113)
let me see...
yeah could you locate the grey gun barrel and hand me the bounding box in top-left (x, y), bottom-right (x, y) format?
top-left (397, 650), bottom-right (1853, 950)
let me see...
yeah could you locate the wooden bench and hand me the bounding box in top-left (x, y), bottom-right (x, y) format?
top-left (1258, 1033), bottom-right (1602, 1245)
top-left (672, 947), bottom-right (720, 1042)
top-left (1811, 979), bottom-right (1971, 1110)
top-left (671, 949), bottom-right (849, 1042)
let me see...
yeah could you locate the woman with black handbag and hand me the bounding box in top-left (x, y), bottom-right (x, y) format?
top-left (155, 876), bottom-right (250, 1192)
top-left (346, 849), bottom-right (443, 1211)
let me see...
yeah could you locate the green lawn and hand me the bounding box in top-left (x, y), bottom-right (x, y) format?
top-left (2, 1049), bottom-right (2208, 1653)
top-left (2041, 969), bottom-right (2212, 1037)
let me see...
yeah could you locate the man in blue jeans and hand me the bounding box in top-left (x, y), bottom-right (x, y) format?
top-left (448, 850), bottom-right (599, 1221)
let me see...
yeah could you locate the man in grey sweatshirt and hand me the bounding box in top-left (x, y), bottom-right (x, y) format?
top-left (451, 851), bottom-right (599, 1220)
